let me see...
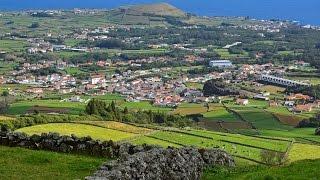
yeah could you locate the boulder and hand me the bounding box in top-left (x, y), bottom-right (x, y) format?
top-left (87, 147), bottom-right (234, 180)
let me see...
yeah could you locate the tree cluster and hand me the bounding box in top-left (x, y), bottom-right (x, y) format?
top-left (85, 99), bottom-right (193, 127)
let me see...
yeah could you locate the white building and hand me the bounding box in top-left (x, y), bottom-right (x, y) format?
top-left (259, 75), bottom-right (309, 87)
top-left (209, 60), bottom-right (233, 68)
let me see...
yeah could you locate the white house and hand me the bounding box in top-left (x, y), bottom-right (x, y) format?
top-left (209, 60), bottom-right (233, 68)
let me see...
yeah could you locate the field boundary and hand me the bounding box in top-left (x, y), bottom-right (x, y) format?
top-left (72, 121), bottom-right (152, 135)
top-left (281, 139), bottom-right (295, 164)
top-left (145, 135), bottom-right (185, 146)
top-left (220, 140), bottom-right (285, 153)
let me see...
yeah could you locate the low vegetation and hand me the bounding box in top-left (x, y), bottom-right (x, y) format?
top-left (0, 146), bottom-right (104, 179)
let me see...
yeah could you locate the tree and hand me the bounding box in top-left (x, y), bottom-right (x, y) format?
top-left (1, 91), bottom-right (9, 97)
top-left (29, 22), bottom-right (40, 28)
top-left (123, 107), bottom-right (129, 114)
top-left (85, 99), bottom-right (107, 116)
top-left (203, 79), bottom-right (239, 97)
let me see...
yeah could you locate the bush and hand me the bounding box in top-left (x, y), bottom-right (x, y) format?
top-left (260, 150), bottom-right (285, 165)
top-left (0, 114), bottom-right (103, 130)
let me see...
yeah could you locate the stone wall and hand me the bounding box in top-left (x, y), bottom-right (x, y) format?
top-left (0, 130), bottom-right (158, 158)
top-left (0, 130), bottom-right (235, 180)
top-left (87, 148), bottom-right (235, 180)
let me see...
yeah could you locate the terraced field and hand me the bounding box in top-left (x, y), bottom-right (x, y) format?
top-left (0, 116), bottom-right (15, 121)
top-left (289, 143), bottom-right (320, 162)
top-left (7, 100), bottom-right (86, 115)
top-left (16, 123), bottom-right (136, 141)
top-left (203, 106), bottom-right (238, 122)
top-left (260, 128), bottom-right (320, 143)
top-left (77, 121), bottom-right (153, 134)
top-left (13, 121), bottom-right (320, 165)
top-left (231, 107), bottom-right (292, 130)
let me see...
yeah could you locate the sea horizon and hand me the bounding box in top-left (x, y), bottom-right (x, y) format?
top-left (0, 0), bottom-right (319, 25)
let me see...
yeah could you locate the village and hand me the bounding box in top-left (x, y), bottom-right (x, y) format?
top-left (0, 49), bottom-right (317, 114)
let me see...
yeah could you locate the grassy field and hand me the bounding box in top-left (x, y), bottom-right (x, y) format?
top-left (0, 39), bottom-right (28, 52)
top-left (77, 121), bottom-right (153, 134)
top-left (16, 123), bottom-right (136, 141)
top-left (289, 143), bottom-right (320, 162)
top-left (203, 106), bottom-right (238, 122)
top-left (11, 121), bottom-right (320, 165)
top-left (213, 48), bottom-right (248, 59)
top-left (145, 130), bottom-right (291, 162)
top-left (231, 107), bottom-right (291, 130)
top-left (260, 128), bottom-right (320, 143)
top-left (203, 159), bottom-right (320, 180)
top-left (0, 116), bottom-right (15, 121)
top-left (184, 82), bottom-right (204, 90)
top-left (0, 146), bottom-right (104, 180)
top-left (131, 136), bottom-right (180, 147)
top-left (7, 100), bottom-right (86, 115)
top-left (257, 85), bottom-right (286, 94)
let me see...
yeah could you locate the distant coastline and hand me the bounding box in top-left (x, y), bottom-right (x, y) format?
top-left (0, 0), bottom-right (319, 25)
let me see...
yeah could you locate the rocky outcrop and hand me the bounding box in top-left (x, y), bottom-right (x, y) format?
top-left (315, 128), bottom-right (320, 135)
top-left (0, 130), bottom-right (157, 158)
top-left (87, 147), bottom-right (235, 180)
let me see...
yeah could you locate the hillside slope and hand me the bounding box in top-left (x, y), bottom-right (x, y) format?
top-left (125, 3), bottom-right (186, 17)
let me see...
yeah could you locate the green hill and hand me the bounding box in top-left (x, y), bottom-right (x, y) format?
top-left (122, 3), bottom-right (186, 17)
top-left (106, 3), bottom-right (187, 26)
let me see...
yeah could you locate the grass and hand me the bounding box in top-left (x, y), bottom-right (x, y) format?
top-left (120, 101), bottom-right (172, 112)
top-left (213, 48), bottom-right (248, 59)
top-left (0, 39), bottom-right (28, 52)
top-left (147, 130), bottom-right (291, 162)
top-left (184, 82), bottom-right (204, 90)
top-left (77, 121), bottom-right (153, 134)
top-left (174, 106), bottom-right (208, 115)
top-left (231, 107), bottom-right (291, 130)
top-left (0, 116), bottom-right (15, 121)
top-left (7, 99), bottom-right (87, 115)
top-left (257, 85), bottom-right (285, 94)
top-left (260, 128), bottom-right (320, 143)
top-left (16, 123), bottom-right (136, 141)
top-left (185, 130), bottom-right (290, 152)
top-left (0, 146), bottom-right (104, 180)
top-left (203, 106), bottom-right (238, 122)
top-left (266, 106), bottom-right (314, 126)
top-left (203, 159), bottom-right (320, 180)
top-left (131, 136), bottom-right (181, 147)
top-left (289, 143), bottom-right (320, 162)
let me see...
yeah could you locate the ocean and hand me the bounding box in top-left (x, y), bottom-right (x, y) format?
top-left (0, 0), bottom-right (319, 25)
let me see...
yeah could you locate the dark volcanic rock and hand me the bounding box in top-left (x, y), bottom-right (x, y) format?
top-left (86, 147), bottom-right (235, 180)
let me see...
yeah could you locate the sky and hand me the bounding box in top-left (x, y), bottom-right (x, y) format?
top-left (1, 0), bottom-right (319, 25)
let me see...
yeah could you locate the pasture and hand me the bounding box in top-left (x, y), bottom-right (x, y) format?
top-left (0, 146), bottom-right (104, 180)
top-left (260, 128), bottom-right (320, 143)
top-left (9, 121), bottom-right (320, 165)
top-left (289, 143), bottom-right (320, 162)
top-left (7, 100), bottom-right (86, 115)
top-left (203, 159), bottom-right (320, 180)
top-left (231, 107), bottom-right (292, 130)
top-left (16, 123), bottom-right (136, 141)
top-left (77, 121), bottom-right (153, 134)
top-left (203, 106), bottom-right (238, 122)
top-left (144, 129), bottom-right (292, 162)
top-left (0, 39), bottom-right (28, 52)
